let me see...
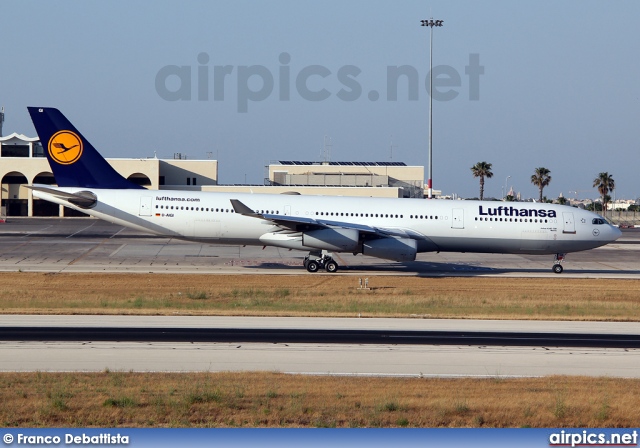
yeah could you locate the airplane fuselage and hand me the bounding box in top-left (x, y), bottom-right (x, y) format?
top-left (26, 107), bottom-right (623, 273)
top-left (33, 187), bottom-right (621, 258)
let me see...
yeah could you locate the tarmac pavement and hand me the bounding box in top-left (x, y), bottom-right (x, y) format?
top-left (0, 217), bottom-right (638, 278)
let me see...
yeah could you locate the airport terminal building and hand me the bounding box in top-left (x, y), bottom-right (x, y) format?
top-left (1, 132), bottom-right (427, 217)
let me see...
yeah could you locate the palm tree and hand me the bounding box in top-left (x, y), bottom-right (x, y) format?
top-left (530, 167), bottom-right (551, 203)
top-left (593, 172), bottom-right (615, 215)
top-left (470, 162), bottom-right (493, 200)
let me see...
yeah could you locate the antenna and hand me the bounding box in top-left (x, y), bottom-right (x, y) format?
top-left (0, 107), bottom-right (4, 138)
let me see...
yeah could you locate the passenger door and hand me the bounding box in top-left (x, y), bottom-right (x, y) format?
top-left (139, 197), bottom-right (152, 216)
top-left (562, 212), bottom-right (576, 234)
top-left (451, 208), bottom-right (464, 229)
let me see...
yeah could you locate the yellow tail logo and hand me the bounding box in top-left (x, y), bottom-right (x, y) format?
top-left (48, 130), bottom-right (83, 165)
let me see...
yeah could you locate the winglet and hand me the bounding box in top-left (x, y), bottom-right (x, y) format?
top-left (230, 199), bottom-right (262, 217)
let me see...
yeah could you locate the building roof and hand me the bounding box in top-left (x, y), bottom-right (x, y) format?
top-left (0, 132), bottom-right (40, 143)
top-left (277, 161), bottom-right (407, 167)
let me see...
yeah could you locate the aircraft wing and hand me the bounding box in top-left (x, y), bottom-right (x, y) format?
top-left (230, 199), bottom-right (429, 240)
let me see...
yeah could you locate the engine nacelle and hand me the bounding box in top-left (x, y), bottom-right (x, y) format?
top-left (302, 228), bottom-right (359, 252)
top-left (363, 238), bottom-right (417, 262)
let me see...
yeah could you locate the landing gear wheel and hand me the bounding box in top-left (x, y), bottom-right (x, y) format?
top-left (324, 260), bottom-right (338, 273)
top-left (552, 253), bottom-right (566, 274)
top-left (306, 260), bottom-right (320, 273)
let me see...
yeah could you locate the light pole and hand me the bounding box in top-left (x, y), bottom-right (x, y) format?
top-left (504, 175), bottom-right (511, 200)
top-left (421, 18), bottom-right (443, 199)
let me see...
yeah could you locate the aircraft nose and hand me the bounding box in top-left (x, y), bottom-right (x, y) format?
top-left (611, 225), bottom-right (623, 241)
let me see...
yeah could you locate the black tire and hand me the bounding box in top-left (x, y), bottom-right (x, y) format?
top-left (325, 260), bottom-right (338, 273)
top-left (552, 264), bottom-right (563, 274)
top-left (306, 260), bottom-right (320, 273)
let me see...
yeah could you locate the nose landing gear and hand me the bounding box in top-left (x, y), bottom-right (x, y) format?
top-left (552, 253), bottom-right (566, 274)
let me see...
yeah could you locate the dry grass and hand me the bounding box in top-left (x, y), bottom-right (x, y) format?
top-left (1, 372), bottom-right (638, 427)
top-left (2, 273), bottom-right (640, 428)
top-left (0, 273), bottom-right (639, 320)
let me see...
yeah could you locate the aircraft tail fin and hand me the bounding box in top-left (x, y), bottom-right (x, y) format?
top-left (27, 107), bottom-right (143, 189)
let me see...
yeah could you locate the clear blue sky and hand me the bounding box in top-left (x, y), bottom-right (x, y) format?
top-left (2, 0), bottom-right (638, 200)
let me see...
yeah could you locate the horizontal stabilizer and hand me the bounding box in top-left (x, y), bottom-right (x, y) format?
top-left (27, 185), bottom-right (98, 209)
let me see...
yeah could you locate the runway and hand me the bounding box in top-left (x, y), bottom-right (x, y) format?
top-left (1, 219), bottom-right (639, 377)
top-left (2, 316), bottom-right (640, 377)
top-left (1, 217), bottom-right (639, 277)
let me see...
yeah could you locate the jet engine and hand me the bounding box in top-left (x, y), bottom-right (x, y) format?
top-left (302, 228), bottom-right (359, 252)
top-left (363, 237), bottom-right (417, 262)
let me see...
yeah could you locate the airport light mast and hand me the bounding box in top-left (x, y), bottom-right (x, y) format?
top-left (504, 175), bottom-right (511, 200)
top-left (421, 18), bottom-right (443, 199)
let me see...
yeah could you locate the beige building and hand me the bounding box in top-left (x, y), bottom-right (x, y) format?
top-left (197, 184), bottom-right (410, 198)
top-left (265, 161), bottom-right (424, 198)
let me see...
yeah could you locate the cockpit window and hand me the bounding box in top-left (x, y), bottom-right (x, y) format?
top-left (592, 218), bottom-right (606, 225)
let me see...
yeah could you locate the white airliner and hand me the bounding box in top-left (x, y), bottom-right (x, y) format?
top-left (27, 107), bottom-right (621, 274)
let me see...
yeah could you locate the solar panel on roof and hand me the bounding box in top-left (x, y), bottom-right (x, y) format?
top-left (276, 160), bottom-right (407, 167)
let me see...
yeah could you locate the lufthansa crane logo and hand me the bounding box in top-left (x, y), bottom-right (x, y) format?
top-left (48, 130), bottom-right (83, 165)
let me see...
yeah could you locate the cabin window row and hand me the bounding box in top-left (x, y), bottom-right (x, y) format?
top-left (155, 205), bottom-right (237, 213)
top-left (315, 212), bottom-right (403, 218)
top-left (475, 217), bottom-right (549, 223)
top-left (409, 215), bottom-right (438, 220)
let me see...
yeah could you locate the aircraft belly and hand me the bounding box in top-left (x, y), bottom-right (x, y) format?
top-left (431, 236), bottom-right (522, 253)
top-left (431, 233), bottom-right (602, 255)
top-left (416, 238), bottom-right (440, 253)
top-left (193, 219), bottom-right (222, 239)
top-left (520, 230), bottom-right (554, 251)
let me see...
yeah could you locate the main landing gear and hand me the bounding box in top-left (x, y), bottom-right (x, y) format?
top-left (303, 250), bottom-right (339, 273)
top-left (552, 253), bottom-right (566, 274)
